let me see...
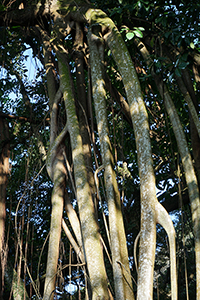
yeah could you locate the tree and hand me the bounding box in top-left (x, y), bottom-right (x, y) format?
top-left (0, 0), bottom-right (200, 299)
top-left (0, 116), bottom-right (10, 299)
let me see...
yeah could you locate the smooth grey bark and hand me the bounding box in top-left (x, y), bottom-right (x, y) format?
top-left (134, 37), bottom-right (199, 300)
top-left (88, 30), bottom-right (134, 300)
top-left (39, 27), bottom-right (67, 300)
top-left (163, 88), bottom-right (200, 300)
top-left (62, 219), bottom-right (85, 263)
top-left (58, 56), bottom-right (110, 300)
top-left (182, 68), bottom-right (200, 182)
top-left (44, 101), bottom-right (66, 300)
top-left (85, 9), bottom-right (177, 300)
top-left (74, 22), bottom-right (96, 197)
top-left (175, 75), bottom-right (200, 139)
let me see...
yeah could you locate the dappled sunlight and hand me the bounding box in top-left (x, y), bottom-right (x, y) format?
top-left (1, 1), bottom-right (200, 299)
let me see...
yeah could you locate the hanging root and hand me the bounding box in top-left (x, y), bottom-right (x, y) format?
top-left (46, 123), bottom-right (68, 180)
top-left (134, 230), bottom-right (140, 274)
top-left (156, 202), bottom-right (177, 300)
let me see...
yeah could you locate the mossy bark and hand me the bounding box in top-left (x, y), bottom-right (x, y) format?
top-left (86, 9), bottom-right (157, 299)
top-left (58, 58), bottom-right (110, 300)
top-left (88, 30), bottom-right (134, 300)
top-left (42, 29), bottom-right (66, 299)
top-left (74, 22), bottom-right (96, 197)
top-left (43, 39), bottom-right (57, 110)
top-left (0, 117), bottom-right (10, 300)
top-left (163, 88), bottom-right (200, 300)
top-left (85, 9), bottom-right (177, 299)
top-left (134, 38), bottom-right (200, 300)
top-left (4, 260), bottom-right (29, 300)
top-left (175, 75), bottom-right (200, 138)
top-left (43, 92), bottom-right (66, 300)
top-left (43, 151), bottom-right (65, 300)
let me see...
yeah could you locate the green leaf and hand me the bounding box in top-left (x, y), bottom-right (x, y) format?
top-left (175, 58), bottom-right (179, 68)
top-left (126, 32), bottom-right (135, 40)
top-left (133, 29), bottom-right (143, 38)
top-left (150, 37), bottom-right (155, 48)
top-left (120, 25), bottom-right (129, 33)
top-left (137, 27), bottom-right (145, 31)
top-left (164, 31), bottom-right (171, 39)
top-left (175, 68), bottom-right (182, 77)
top-left (0, 4), bottom-right (6, 11)
top-left (190, 42), bottom-right (195, 49)
top-left (182, 53), bottom-right (188, 61)
top-left (178, 61), bottom-right (189, 69)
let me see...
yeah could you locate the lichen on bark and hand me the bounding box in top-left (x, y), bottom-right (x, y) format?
top-left (86, 8), bottom-right (177, 299)
top-left (58, 57), bottom-right (110, 300)
top-left (88, 28), bottom-right (134, 300)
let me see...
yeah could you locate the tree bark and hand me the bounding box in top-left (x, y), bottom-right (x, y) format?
top-left (88, 29), bottom-right (134, 300)
top-left (134, 37), bottom-right (199, 300)
top-left (4, 259), bottom-right (29, 300)
top-left (85, 11), bottom-right (177, 299)
top-left (59, 55), bottom-right (110, 300)
top-left (0, 117), bottom-right (10, 300)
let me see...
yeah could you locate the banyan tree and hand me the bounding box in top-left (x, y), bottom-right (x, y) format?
top-left (0, 1), bottom-right (200, 299)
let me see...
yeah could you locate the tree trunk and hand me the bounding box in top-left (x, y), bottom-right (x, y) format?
top-left (85, 11), bottom-right (177, 298)
top-left (88, 29), bottom-right (134, 300)
top-left (4, 259), bottom-right (29, 300)
top-left (134, 37), bottom-right (199, 300)
top-left (0, 116), bottom-right (10, 300)
top-left (58, 56), bottom-right (110, 300)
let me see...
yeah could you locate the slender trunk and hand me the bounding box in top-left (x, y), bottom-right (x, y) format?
top-left (88, 30), bottom-right (134, 300)
top-left (134, 38), bottom-right (199, 300)
top-left (84, 11), bottom-right (177, 298)
top-left (42, 30), bottom-right (66, 299)
top-left (59, 57), bottom-right (110, 300)
top-left (43, 88), bottom-right (66, 300)
top-left (181, 68), bottom-right (200, 183)
top-left (43, 39), bottom-right (57, 109)
top-left (175, 75), bottom-right (200, 138)
top-left (74, 22), bottom-right (96, 197)
top-left (4, 259), bottom-right (29, 300)
top-left (163, 87), bottom-right (200, 300)
top-left (0, 117), bottom-right (10, 300)
top-left (43, 151), bottom-right (65, 300)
